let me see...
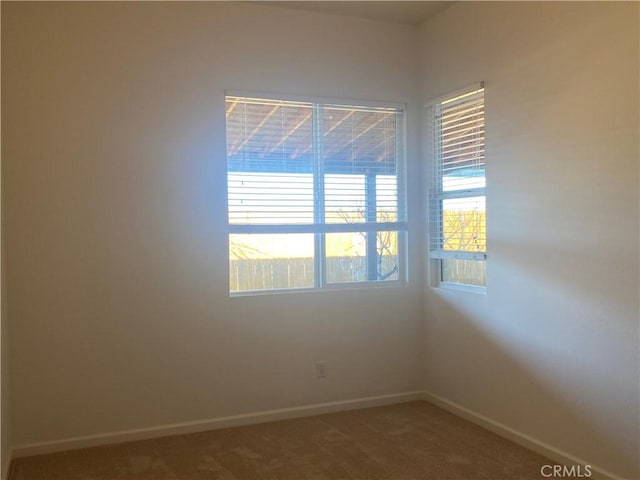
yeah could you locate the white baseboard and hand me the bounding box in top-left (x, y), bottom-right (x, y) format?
top-left (12, 390), bottom-right (424, 459)
top-left (421, 390), bottom-right (627, 480)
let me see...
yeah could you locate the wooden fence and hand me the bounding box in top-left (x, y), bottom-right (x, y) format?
top-left (230, 256), bottom-right (397, 291)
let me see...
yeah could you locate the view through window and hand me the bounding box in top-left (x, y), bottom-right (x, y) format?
top-left (226, 95), bottom-right (406, 293)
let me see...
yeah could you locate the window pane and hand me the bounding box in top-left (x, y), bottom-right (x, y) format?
top-left (324, 174), bottom-right (398, 224)
top-left (226, 97), bottom-right (313, 174)
top-left (322, 106), bottom-right (399, 176)
top-left (325, 232), bottom-right (366, 282)
top-left (376, 175), bottom-right (398, 222)
top-left (324, 174), bottom-right (365, 224)
top-left (442, 259), bottom-right (486, 286)
top-left (442, 196), bottom-right (486, 252)
top-left (325, 231), bottom-right (398, 283)
top-left (439, 93), bottom-right (484, 191)
top-left (443, 169), bottom-right (485, 192)
top-left (229, 234), bottom-right (314, 292)
top-left (376, 231), bottom-right (399, 281)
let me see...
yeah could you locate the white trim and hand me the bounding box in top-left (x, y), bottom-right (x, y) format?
top-left (435, 281), bottom-right (486, 295)
top-left (435, 188), bottom-right (486, 200)
top-left (421, 391), bottom-right (627, 480)
top-left (423, 81), bottom-right (485, 107)
top-left (225, 89), bottom-right (407, 111)
top-left (11, 391), bottom-right (423, 459)
top-left (430, 250), bottom-right (487, 261)
top-left (230, 278), bottom-right (404, 298)
top-left (229, 221), bottom-right (407, 235)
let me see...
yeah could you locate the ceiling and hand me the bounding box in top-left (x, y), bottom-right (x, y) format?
top-left (260, 1), bottom-right (453, 26)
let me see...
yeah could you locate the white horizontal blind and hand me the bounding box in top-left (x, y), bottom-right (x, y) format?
top-left (322, 105), bottom-right (401, 225)
top-left (226, 96), bottom-right (404, 229)
top-left (430, 87), bottom-right (486, 261)
top-left (227, 97), bottom-right (314, 225)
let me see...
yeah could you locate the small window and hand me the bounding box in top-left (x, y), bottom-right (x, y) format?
top-left (226, 94), bottom-right (407, 294)
top-left (428, 85), bottom-right (486, 289)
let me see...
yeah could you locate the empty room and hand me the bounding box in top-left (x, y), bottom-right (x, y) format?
top-left (1, 1), bottom-right (638, 479)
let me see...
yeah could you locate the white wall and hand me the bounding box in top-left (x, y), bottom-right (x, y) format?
top-left (420, 3), bottom-right (639, 479)
top-left (2, 2), bottom-right (423, 447)
top-left (1, 72), bottom-right (10, 479)
top-left (1, 0), bottom-right (11, 467)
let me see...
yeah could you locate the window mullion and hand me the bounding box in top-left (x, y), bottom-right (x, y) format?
top-left (432, 103), bottom-right (444, 254)
top-left (312, 103), bottom-right (325, 288)
top-left (365, 173), bottom-right (378, 281)
top-left (436, 187), bottom-right (486, 200)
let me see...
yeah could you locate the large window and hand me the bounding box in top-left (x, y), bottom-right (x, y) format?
top-left (226, 94), bottom-right (406, 294)
top-left (428, 85), bottom-right (486, 289)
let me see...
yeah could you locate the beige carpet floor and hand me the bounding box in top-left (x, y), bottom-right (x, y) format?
top-left (10, 401), bottom-right (557, 479)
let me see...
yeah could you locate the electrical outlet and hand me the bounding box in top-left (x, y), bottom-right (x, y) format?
top-left (316, 362), bottom-right (327, 378)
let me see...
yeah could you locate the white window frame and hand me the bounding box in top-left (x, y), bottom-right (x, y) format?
top-left (426, 83), bottom-right (487, 293)
top-left (226, 91), bottom-right (408, 296)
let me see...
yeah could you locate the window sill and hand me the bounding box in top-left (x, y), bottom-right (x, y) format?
top-left (230, 279), bottom-right (405, 298)
top-left (434, 282), bottom-right (486, 295)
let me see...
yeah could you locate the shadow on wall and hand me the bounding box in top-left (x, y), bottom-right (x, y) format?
top-left (421, 5), bottom-right (638, 477)
top-left (424, 238), bottom-right (639, 478)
